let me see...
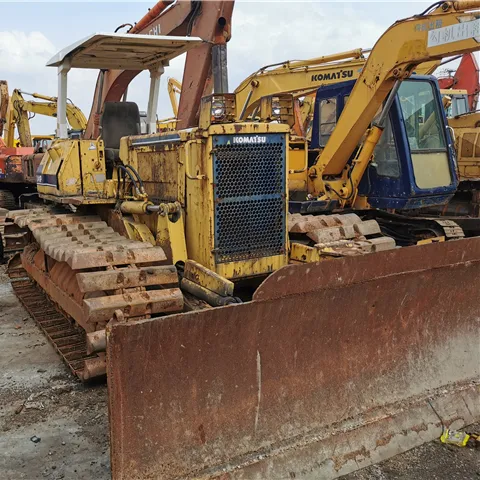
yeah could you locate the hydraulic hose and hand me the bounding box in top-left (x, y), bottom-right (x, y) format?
top-left (124, 164), bottom-right (146, 193)
top-left (117, 165), bottom-right (141, 196)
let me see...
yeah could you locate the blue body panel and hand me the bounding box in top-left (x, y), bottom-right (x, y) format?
top-left (310, 76), bottom-right (457, 210)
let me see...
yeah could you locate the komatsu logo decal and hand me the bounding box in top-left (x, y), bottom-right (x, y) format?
top-left (232, 136), bottom-right (267, 144)
top-left (311, 70), bottom-right (353, 82)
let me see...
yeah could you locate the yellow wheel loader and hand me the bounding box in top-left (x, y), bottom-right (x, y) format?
top-left (5, 2), bottom-right (480, 479)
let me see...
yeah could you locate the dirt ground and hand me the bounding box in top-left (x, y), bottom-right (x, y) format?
top-left (0, 266), bottom-right (110, 480)
top-left (0, 264), bottom-right (478, 480)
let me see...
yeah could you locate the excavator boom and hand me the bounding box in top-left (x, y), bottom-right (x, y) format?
top-left (318, 1), bottom-right (480, 177)
top-left (16, 90), bottom-right (87, 132)
top-left (18, 90), bottom-right (88, 131)
top-left (168, 77), bottom-right (181, 117)
top-left (84, 0), bottom-right (234, 137)
top-left (234, 49), bottom-right (368, 119)
top-left (5, 89), bottom-right (86, 147)
top-left (0, 80), bottom-right (8, 139)
top-left (438, 52), bottom-right (480, 110)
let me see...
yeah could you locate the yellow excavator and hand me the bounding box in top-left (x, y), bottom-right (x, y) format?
top-left (234, 49), bottom-right (480, 220)
top-left (235, 49), bottom-right (368, 121)
top-left (3, 88), bottom-right (87, 148)
top-left (6, 2), bottom-right (480, 479)
top-left (0, 86), bottom-right (87, 253)
top-left (1, 87), bottom-right (87, 194)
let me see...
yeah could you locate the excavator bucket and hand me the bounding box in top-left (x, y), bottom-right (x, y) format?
top-left (107, 238), bottom-right (480, 480)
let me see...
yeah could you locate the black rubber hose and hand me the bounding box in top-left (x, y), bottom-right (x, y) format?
top-left (418, 1), bottom-right (444, 16)
top-left (117, 165), bottom-right (139, 194)
top-left (124, 164), bottom-right (145, 191)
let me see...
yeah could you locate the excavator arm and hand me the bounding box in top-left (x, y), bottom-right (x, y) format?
top-left (9, 89), bottom-right (32, 147)
top-left (7, 89), bottom-right (87, 147)
top-left (311, 0), bottom-right (480, 199)
top-left (0, 80), bottom-right (8, 139)
top-left (167, 77), bottom-right (181, 117)
top-left (85, 0), bottom-right (234, 138)
top-left (19, 91), bottom-right (87, 131)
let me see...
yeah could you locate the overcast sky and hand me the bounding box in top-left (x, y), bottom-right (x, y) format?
top-left (0, 0), bottom-right (472, 134)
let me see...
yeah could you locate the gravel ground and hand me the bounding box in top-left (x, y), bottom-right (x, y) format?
top-left (0, 264), bottom-right (478, 480)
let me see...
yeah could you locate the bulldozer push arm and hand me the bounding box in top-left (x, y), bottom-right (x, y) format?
top-left (311, 0), bottom-right (480, 201)
top-left (84, 0), bottom-right (234, 137)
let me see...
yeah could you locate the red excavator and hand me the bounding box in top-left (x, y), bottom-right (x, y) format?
top-left (438, 52), bottom-right (479, 112)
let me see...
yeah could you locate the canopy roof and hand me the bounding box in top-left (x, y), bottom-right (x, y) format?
top-left (46, 33), bottom-right (204, 70)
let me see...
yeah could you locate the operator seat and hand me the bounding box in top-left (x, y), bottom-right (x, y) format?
top-left (101, 101), bottom-right (141, 165)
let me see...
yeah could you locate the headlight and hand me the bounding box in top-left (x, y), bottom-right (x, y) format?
top-left (212, 101), bottom-right (226, 119)
top-left (272, 102), bottom-right (281, 117)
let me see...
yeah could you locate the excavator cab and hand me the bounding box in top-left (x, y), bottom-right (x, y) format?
top-left (310, 75), bottom-right (457, 209)
top-left (442, 89), bottom-right (470, 116)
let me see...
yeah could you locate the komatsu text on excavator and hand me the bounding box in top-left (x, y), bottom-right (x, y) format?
top-left (5, 2), bottom-right (480, 479)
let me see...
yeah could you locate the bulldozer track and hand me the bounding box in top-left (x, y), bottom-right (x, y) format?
top-left (8, 268), bottom-right (97, 379)
top-left (6, 208), bottom-right (184, 380)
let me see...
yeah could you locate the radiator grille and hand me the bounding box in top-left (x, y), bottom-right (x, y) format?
top-left (213, 134), bottom-right (286, 263)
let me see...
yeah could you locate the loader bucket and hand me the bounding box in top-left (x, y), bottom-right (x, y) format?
top-left (107, 238), bottom-right (480, 480)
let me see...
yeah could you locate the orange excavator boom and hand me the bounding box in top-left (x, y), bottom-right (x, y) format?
top-left (85, 0), bottom-right (234, 138)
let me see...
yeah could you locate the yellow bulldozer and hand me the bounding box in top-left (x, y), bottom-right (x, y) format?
top-left (5, 1), bottom-right (480, 479)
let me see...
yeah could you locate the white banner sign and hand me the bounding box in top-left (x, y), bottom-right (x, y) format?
top-left (428, 18), bottom-right (480, 47)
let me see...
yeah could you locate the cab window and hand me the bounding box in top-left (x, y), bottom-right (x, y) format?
top-left (318, 97), bottom-right (336, 146)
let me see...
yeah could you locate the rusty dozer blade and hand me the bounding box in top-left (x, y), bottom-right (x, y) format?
top-left (107, 237), bottom-right (480, 480)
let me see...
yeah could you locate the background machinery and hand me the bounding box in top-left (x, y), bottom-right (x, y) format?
top-left (5, 1), bottom-right (480, 479)
top-left (233, 50), bottom-right (480, 225)
top-left (0, 87), bottom-right (87, 209)
top-left (434, 52), bottom-right (480, 214)
top-left (438, 51), bottom-right (479, 112)
top-left (157, 77), bottom-right (182, 131)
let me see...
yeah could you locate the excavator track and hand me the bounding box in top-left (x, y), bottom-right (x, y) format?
top-left (288, 212), bottom-right (397, 259)
top-left (0, 189), bottom-right (16, 210)
top-left (7, 209), bottom-right (184, 380)
top-left (288, 211), bottom-right (465, 260)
